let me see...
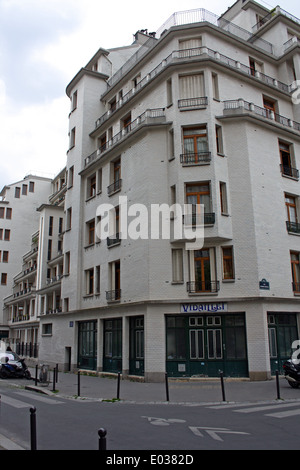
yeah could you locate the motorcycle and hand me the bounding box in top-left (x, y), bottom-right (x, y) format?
top-left (283, 358), bottom-right (300, 388)
top-left (0, 356), bottom-right (31, 380)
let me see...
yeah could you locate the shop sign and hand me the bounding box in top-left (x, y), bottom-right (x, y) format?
top-left (180, 302), bottom-right (227, 314)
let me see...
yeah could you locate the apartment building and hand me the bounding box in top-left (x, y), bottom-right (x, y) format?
top-left (0, 175), bottom-right (52, 340)
top-left (4, 0), bottom-right (300, 382)
top-left (3, 170), bottom-right (66, 358)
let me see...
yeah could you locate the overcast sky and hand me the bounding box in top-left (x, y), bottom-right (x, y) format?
top-left (0, 0), bottom-right (300, 190)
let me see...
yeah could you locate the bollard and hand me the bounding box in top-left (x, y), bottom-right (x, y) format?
top-left (30, 407), bottom-right (37, 451)
top-left (77, 370), bottom-right (81, 397)
top-left (52, 368), bottom-right (56, 392)
top-left (276, 370), bottom-right (281, 400)
top-left (165, 372), bottom-right (170, 402)
top-left (117, 372), bottom-right (121, 399)
top-left (98, 428), bottom-right (107, 450)
top-left (220, 371), bottom-right (226, 402)
top-left (56, 364), bottom-right (58, 383)
top-left (35, 365), bottom-right (38, 386)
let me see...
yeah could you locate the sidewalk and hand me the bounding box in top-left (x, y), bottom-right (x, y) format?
top-left (24, 368), bottom-right (300, 405)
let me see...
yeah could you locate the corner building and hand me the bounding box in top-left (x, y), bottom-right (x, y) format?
top-left (39, 1), bottom-right (300, 381)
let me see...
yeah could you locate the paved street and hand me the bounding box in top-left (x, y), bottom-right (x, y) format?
top-left (0, 372), bottom-right (300, 451)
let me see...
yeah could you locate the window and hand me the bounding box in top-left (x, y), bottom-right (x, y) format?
top-left (220, 182), bottom-right (228, 215)
top-left (87, 219), bottom-right (95, 246)
top-left (179, 73), bottom-right (204, 101)
top-left (49, 216), bottom-right (53, 236)
top-left (107, 206), bottom-right (120, 247)
top-left (71, 90), bottom-right (77, 111)
top-left (172, 249), bottom-right (183, 283)
top-left (212, 73), bottom-right (219, 100)
top-left (59, 217), bottom-right (63, 234)
top-left (182, 126), bottom-right (209, 165)
top-left (66, 208), bottom-right (72, 230)
top-left (279, 141), bottom-right (298, 178)
top-left (42, 324), bottom-right (52, 335)
top-left (85, 268), bottom-right (94, 295)
top-left (167, 78), bottom-right (173, 107)
top-left (263, 96), bottom-right (276, 118)
top-left (87, 173), bottom-right (96, 199)
top-left (47, 239), bottom-right (52, 261)
top-left (291, 251), bottom-right (300, 293)
top-left (6, 208), bottom-right (12, 219)
top-left (2, 251), bottom-right (9, 263)
top-left (1, 273), bottom-right (7, 285)
top-left (108, 159), bottom-right (121, 195)
top-left (96, 265), bottom-right (100, 294)
top-left (15, 187), bottom-right (20, 198)
top-left (69, 127), bottom-right (76, 149)
top-left (216, 125), bottom-right (224, 155)
top-left (65, 252), bottom-right (70, 275)
top-left (186, 182), bottom-right (212, 223)
top-left (68, 166), bottom-right (74, 188)
top-left (249, 57), bottom-right (264, 76)
top-left (4, 229), bottom-right (10, 241)
top-left (22, 184), bottom-right (27, 195)
top-left (122, 113), bottom-right (132, 132)
top-left (179, 37), bottom-right (202, 50)
top-left (0, 229), bottom-right (3, 240)
top-left (0, 208), bottom-right (4, 218)
top-left (286, 194), bottom-right (300, 233)
top-left (107, 260), bottom-right (121, 300)
top-left (29, 181), bottom-right (35, 193)
top-left (222, 246), bottom-right (234, 280)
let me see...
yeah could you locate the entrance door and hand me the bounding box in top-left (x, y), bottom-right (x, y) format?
top-left (129, 317), bottom-right (144, 375)
top-left (103, 318), bottom-right (122, 373)
top-left (268, 313), bottom-right (298, 374)
top-left (78, 321), bottom-right (97, 370)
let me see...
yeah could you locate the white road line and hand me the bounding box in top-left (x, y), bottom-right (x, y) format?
top-left (15, 391), bottom-right (63, 405)
top-left (0, 433), bottom-right (25, 450)
top-left (234, 402), bottom-right (300, 413)
top-left (266, 408), bottom-right (300, 419)
top-left (0, 394), bottom-right (31, 408)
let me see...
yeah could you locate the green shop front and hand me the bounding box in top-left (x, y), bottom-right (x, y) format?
top-left (166, 303), bottom-right (248, 378)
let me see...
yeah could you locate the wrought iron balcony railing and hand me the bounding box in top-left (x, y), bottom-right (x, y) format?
top-left (286, 221), bottom-right (300, 234)
top-left (180, 152), bottom-right (211, 165)
top-left (187, 280), bottom-right (220, 293)
top-left (280, 164), bottom-right (299, 180)
top-left (106, 289), bottom-right (121, 301)
top-left (183, 213), bottom-right (215, 225)
top-left (107, 179), bottom-right (122, 196)
top-left (107, 233), bottom-right (121, 247)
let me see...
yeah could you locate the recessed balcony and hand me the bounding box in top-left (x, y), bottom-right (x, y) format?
top-left (106, 289), bottom-right (121, 301)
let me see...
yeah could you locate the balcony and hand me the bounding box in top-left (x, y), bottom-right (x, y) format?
top-left (107, 233), bottom-right (121, 247)
top-left (13, 287), bottom-right (36, 299)
top-left (183, 213), bottom-right (215, 225)
top-left (253, 7), bottom-right (300, 33)
top-left (106, 289), bottom-right (121, 301)
top-left (180, 152), bottom-right (211, 166)
top-left (107, 179), bottom-right (122, 196)
top-left (286, 221), bottom-right (300, 234)
top-left (85, 108), bottom-right (166, 169)
top-left (280, 164), bottom-right (299, 180)
top-left (223, 100), bottom-right (300, 134)
top-left (178, 97), bottom-right (208, 110)
top-left (187, 280), bottom-right (220, 294)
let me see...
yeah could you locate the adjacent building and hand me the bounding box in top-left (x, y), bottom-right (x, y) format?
top-left (3, 0), bottom-right (300, 381)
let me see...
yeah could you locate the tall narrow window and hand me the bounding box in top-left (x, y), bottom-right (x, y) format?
top-left (86, 268), bottom-right (94, 295)
top-left (263, 97), bottom-right (276, 118)
top-left (167, 78), bottom-right (173, 107)
top-left (22, 184), bottom-right (27, 195)
top-left (212, 73), bottom-right (219, 100)
top-left (291, 252), bottom-right (300, 293)
top-left (286, 194), bottom-right (300, 233)
top-left (279, 141), bottom-right (298, 179)
top-left (70, 127), bottom-right (76, 149)
top-left (49, 216), bottom-right (53, 236)
top-left (182, 126), bottom-right (209, 165)
top-left (87, 219), bottom-right (95, 245)
top-left (216, 125), bottom-right (224, 155)
top-left (15, 187), bottom-right (20, 198)
top-left (29, 181), bottom-right (35, 192)
top-left (172, 249), bottom-right (183, 283)
top-left (1, 273), bottom-right (7, 285)
top-left (222, 246), bottom-right (234, 280)
top-left (6, 208), bottom-right (12, 219)
top-left (4, 229), bottom-right (10, 241)
top-left (96, 265), bottom-right (100, 294)
top-left (0, 208), bottom-right (4, 219)
top-left (220, 182), bottom-right (228, 215)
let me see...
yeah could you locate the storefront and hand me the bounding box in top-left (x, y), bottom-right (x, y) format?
top-left (166, 303), bottom-right (248, 378)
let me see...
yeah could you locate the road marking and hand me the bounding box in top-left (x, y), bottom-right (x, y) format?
top-left (266, 408), bottom-right (300, 419)
top-left (189, 426), bottom-right (250, 442)
top-left (0, 433), bottom-right (25, 450)
top-left (142, 416), bottom-right (186, 426)
top-left (15, 391), bottom-right (63, 405)
top-left (234, 402), bottom-right (300, 414)
top-left (0, 394), bottom-right (31, 408)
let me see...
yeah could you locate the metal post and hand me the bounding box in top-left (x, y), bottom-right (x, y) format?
top-left (98, 428), bottom-right (107, 450)
top-left (165, 372), bottom-right (170, 402)
top-left (220, 371), bottom-right (226, 402)
top-left (276, 370), bottom-right (281, 400)
top-left (35, 365), bottom-right (38, 386)
top-left (55, 364), bottom-right (58, 383)
top-left (52, 368), bottom-right (56, 392)
top-left (77, 370), bottom-right (80, 397)
top-left (30, 407), bottom-right (37, 451)
top-left (117, 372), bottom-right (121, 399)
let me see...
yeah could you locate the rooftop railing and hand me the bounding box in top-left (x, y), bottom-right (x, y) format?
top-left (253, 7), bottom-right (300, 32)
